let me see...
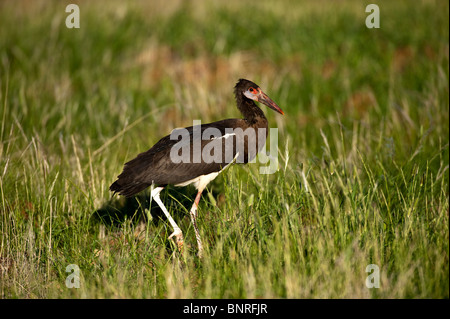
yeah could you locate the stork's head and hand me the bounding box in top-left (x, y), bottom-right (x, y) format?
top-left (235, 79), bottom-right (284, 115)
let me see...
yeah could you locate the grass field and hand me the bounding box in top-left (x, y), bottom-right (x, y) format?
top-left (0, 0), bottom-right (448, 298)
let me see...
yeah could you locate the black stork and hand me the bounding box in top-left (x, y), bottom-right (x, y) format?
top-left (110, 79), bottom-right (283, 257)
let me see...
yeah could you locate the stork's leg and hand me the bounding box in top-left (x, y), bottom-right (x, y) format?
top-left (189, 189), bottom-right (205, 258)
top-left (151, 187), bottom-right (184, 251)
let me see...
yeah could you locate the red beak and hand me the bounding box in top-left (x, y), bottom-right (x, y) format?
top-left (258, 91), bottom-right (284, 115)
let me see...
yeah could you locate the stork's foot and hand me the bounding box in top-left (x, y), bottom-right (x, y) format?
top-left (189, 204), bottom-right (204, 259)
top-left (191, 216), bottom-right (204, 259)
top-left (168, 228), bottom-right (184, 252)
top-left (197, 245), bottom-right (203, 259)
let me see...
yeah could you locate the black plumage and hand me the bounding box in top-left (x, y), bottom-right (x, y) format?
top-left (110, 79), bottom-right (283, 256)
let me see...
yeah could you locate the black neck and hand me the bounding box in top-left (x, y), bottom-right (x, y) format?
top-left (235, 92), bottom-right (266, 123)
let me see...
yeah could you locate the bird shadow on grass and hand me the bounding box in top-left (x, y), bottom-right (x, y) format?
top-left (90, 186), bottom-right (216, 255)
top-left (91, 185), bottom-right (199, 227)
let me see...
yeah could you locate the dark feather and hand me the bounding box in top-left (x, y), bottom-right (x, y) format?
top-left (110, 79), bottom-right (278, 198)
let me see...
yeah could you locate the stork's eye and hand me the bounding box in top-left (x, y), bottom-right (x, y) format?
top-left (243, 87), bottom-right (259, 100)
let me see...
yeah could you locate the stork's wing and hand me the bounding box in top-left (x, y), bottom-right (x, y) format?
top-left (110, 119), bottom-right (261, 197)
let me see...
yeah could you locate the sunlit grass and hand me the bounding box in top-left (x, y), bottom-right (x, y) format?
top-left (0, 0), bottom-right (448, 298)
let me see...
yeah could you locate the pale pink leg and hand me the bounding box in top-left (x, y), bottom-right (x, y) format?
top-left (189, 190), bottom-right (204, 258)
top-left (151, 187), bottom-right (184, 251)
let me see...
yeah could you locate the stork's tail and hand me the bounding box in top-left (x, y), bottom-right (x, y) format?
top-left (109, 180), bottom-right (150, 198)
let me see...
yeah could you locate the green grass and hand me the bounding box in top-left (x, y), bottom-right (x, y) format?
top-left (0, 0), bottom-right (448, 298)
